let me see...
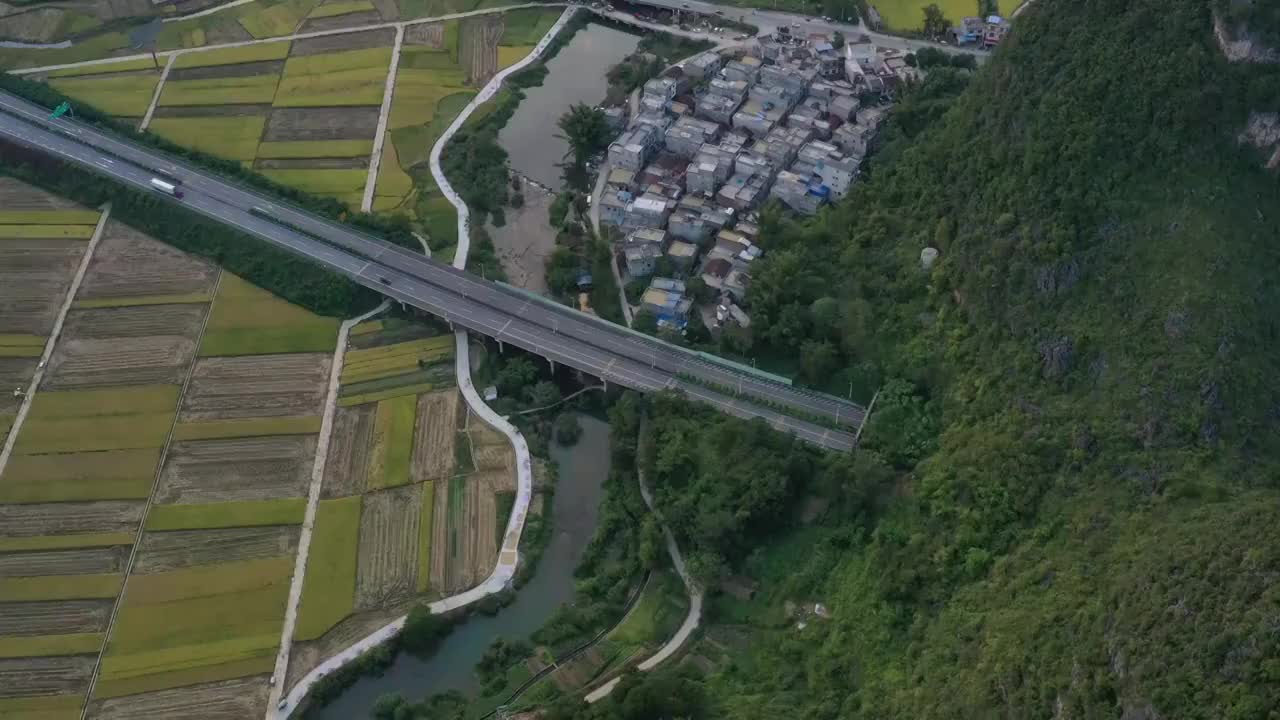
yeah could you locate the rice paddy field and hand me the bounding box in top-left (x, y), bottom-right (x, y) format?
top-left (284, 317), bottom-right (512, 691)
top-left (0, 194), bottom-right (344, 717)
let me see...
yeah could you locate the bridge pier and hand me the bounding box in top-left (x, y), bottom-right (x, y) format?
top-left (497, 339), bottom-right (504, 353)
top-left (548, 358), bottom-right (556, 373)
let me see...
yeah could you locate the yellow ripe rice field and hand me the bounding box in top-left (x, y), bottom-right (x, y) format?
top-left (0, 448), bottom-right (159, 503)
top-left (0, 573), bottom-right (123, 601)
top-left (367, 395), bottom-right (416, 490)
top-left (157, 75), bottom-right (281, 107)
top-left (149, 116), bottom-right (268, 163)
top-left (0, 209), bottom-right (102, 224)
top-left (47, 73), bottom-right (160, 117)
top-left (256, 139), bottom-right (375, 159)
top-left (172, 41), bottom-right (292, 69)
top-left (45, 58), bottom-right (160, 77)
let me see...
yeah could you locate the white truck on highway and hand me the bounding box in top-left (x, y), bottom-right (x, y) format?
top-left (149, 177), bottom-right (184, 199)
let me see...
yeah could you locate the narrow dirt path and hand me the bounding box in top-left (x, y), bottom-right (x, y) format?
top-left (361, 24), bottom-right (405, 213)
top-left (0, 201), bottom-right (110, 477)
top-left (266, 298), bottom-right (389, 717)
top-left (137, 54), bottom-right (176, 132)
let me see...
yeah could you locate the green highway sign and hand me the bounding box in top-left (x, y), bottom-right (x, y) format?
top-left (49, 102), bottom-right (70, 119)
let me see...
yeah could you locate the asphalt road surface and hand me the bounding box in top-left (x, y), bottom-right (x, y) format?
top-left (0, 91), bottom-right (863, 450)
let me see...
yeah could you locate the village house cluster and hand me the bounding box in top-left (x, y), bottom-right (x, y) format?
top-left (598, 30), bottom-right (913, 331)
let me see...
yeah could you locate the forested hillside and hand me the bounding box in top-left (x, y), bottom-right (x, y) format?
top-left (556, 0), bottom-right (1280, 718)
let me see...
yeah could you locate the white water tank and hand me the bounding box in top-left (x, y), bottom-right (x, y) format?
top-left (920, 247), bottom-right (939, 270)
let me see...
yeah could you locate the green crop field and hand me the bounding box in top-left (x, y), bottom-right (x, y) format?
top-left (14, 410), bottom-right (173, 454)
top-left (0, 224), bottom-right (95, 239)
top-left (99, 558), bottom-right (293, 695)
top-left (257, 168), bottom-right (369, 201)
top-left (872, 0), bottom-right (977, 30)
top-left (238, 0), bottom-right (321, 39)
top-left (342, 336), bottom-right (453, 384)
top-left (172, 41), bottom-right (292, 69)
top-left (150, 116), bottom-right (269, 162)
top-left (256, 139), bottom-right (374, 159)
top-left (0, 447), bottom-right (159, 503)
top-left (28, 385), bottom-right (179, 419)
top-left (0, 573), bottom-right (123, 601)
top-left (0, 694), bottom-right (83, 718)
top-left (0, 339), bottom-right (43, 357)
top-left (0, 533), bottom-right (134, 552)
top-left (499, 7), bottom-right (561, 46)
top-left (294, 495), bottom-right (361, 640)
top-left (339, 382), bottom-right (435, 407)
top-left (145, 498), bottom-right (307, 530)
top-left (369, 395), bottom-right (416, 490)
top-left (47, 73), bottom-right (160, 118)
top-left (94, 653), bottom-right (276, 699)
top-left (72, 291), bottom-right (212, 309)
top-left (0, 209), bottom-right (101, 223)
top-left (416, 480), bottom-right (434, 592)
top-left (172, 415), bottom-right (321, 441)
top-left (0, 632), bottom-right (104, 659)
top-left (199, 273), bottom-right (339, 356)
top-left (45, 57), bottom-right (160, 77)
top-left (308, 0), bottom-right (375, 18)
top-left (157, 75), bottom-right (281, 106)
top-left (275, 47), bottom-right (392, 107)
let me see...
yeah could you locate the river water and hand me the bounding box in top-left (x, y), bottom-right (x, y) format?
top-left (498, 23), bottom-right (640, 189)
top-left (312, 414), bottom-right (611, 718)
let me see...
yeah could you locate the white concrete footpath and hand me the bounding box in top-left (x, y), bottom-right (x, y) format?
top-left (428, 6), bottom-right (577, 266)
top-left (0, 202), bottom-right (109, 477)
top-left (265, 299), bottom-right (389, 718)
top-left (137, 53), bottom-right (176, 131)
top-left (274, 11), bottom-right (575, 717)
top-left (585, 428), bottom-right (703, 704)
top-left (361, 24), bottom-right (405, 213)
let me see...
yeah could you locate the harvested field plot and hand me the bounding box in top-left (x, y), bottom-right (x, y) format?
top-left (155, 435), bottom-right (317, 504)
top-left (0, 546), bottom-right (127, 578)
top-left (0, 655), bottom-right (96, 699)
top-left (59, 304), bottom-right (207, 340)
top-left (410, 389), bottom-right (459, 481)
top-left (75, 222), bottom-right (217, 301)
top-left (295, 496), bottom-right (360, 640)
top-left (0, 599), bottom-right (111, 637)
top-left (342, 335), bottom-right (454, 384)
top-left (180, 353), bottom-right (330, 421)
top-left (0, 501), bottom-right (145, 537)
top-left (298, 9), bottom-right (381, 32)
top-left (199, 273), bottom-right (339, 356)
top-left (144, 498), bottom-right (305, 530)
top-left (289, 26), bottom-right (394, 55)
top-left (321, 404), bottom-right (376, 498)
top-left (354, 483), bottom-right (421, 609)
top-left (41, 334), bottom-right (198, 390)
top-left (0, 450), bottom-right (158, 503)
top-left (133, 526), bottom-right (300, 572)
top-left (262, 105), bottom-right (380, 141)
top-left (172, 415), bottom-right (321, 440)
top-left (86, 675), bottom-right (270, 720)
top-left (166, 59), bottom-right (286, 82)
top-left (416, 480), bottom-right (434, 592)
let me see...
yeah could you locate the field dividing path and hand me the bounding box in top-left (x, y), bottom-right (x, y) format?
top-left (79, 270), bottom-right (224, 718)
top-left (584, 421), bottom-right (703, 704)
top-left (138, 53), bottom-right (177, 131)
top-left (275, 12), bottom-right (572, 716)
top-left (361, 25), bottom-right (405, 213)
top-left (11, 2), bottom-right (565, 76)
top-left (266, 298), bottom-right (390, 716)
top-left (0, 201), bottom-right (110, 477)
